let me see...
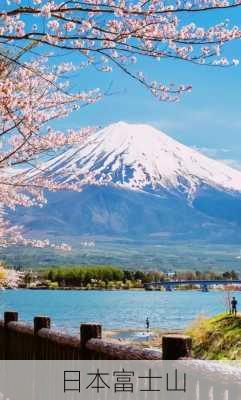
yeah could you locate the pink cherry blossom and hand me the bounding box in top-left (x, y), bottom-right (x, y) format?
top-left (0, 55), bottom-right (100, 249)
top-left (0, 0), bottom-right (241, 250)
top-left (1, 0), bottom-right (240, 101)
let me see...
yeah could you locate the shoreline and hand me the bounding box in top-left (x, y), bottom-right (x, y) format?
top-left (15, 286), bottom-right (241, 292)
top-left (102, 327), bottom-right (184, 350)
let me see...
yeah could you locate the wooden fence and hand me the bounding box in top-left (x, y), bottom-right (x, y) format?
top-left (0, 311), bottom-right (192, 360)
top-left (1, 312), bottom-right (241, 399)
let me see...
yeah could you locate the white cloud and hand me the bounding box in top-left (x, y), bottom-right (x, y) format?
top-left (194, 147), bottom-right (241, 171)
top-left (144, 118), bottom-right (241, 172)
top-left (220, 159), bottom-right (241, 171)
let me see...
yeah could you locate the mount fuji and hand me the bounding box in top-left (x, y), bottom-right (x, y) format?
top-left (11, 122), bottom-right (241, 243)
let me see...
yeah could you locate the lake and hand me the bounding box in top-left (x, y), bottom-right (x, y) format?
top-left (0, 289), bottom-right (239, 333)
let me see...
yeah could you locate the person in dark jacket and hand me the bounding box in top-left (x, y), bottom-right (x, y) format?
top-left (231, 297), bottom-right (238, 316)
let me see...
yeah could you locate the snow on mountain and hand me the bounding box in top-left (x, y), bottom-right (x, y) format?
top-left (10, 121), bottom-right (241, 243)
top-left (36, 121), bottom-right (241, 200)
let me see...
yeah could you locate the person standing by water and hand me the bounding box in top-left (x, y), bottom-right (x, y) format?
top-left (146, 317), bottom-right (150, 331)
top-left (231, 297), bottom-right (238, 316)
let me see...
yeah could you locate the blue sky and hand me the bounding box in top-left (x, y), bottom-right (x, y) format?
top-left (45, 7), bottom-right (241, 169)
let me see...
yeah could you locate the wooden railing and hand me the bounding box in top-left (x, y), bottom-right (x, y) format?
top-left (1, 311), bottom-right (241, 399)
top-left (0, 311), bottom-right (192, 360)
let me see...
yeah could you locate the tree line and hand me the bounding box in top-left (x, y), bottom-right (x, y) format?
top-left (42, 267), bottom-right (239, 288)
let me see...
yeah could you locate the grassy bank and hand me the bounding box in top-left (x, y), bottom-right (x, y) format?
top-left (187, 314), bottom-right (241, 360)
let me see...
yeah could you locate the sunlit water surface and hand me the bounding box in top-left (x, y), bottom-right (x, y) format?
top-left (0, 289), bottom-right (238, 333)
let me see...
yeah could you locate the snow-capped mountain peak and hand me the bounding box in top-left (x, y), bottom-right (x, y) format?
top-left (42, 121), bottom-right (241, 199)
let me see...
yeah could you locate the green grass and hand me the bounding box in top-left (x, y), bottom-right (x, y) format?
top-left (187, 314), bottom-right (241, 360)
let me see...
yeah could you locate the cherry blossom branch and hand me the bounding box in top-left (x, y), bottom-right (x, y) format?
top-left (0, 0), bottom-right (240, 103)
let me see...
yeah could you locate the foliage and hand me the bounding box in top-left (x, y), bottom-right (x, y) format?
top-left (0, 261), bottom-right (23, 288)
top-left (1, 241), bottom-right (240, 271)
top-left (0, 53), bottom-right (100, 249)
top-left (1, 0), bottom-right (241, 101)
top-left (222, 270), bottom-right (239, 280)
top-left (1, 1), bottom-right (241, 250)
top-left (0, 264), bottom-right (7, 284)
top-left (48, 281), bottom-right (59, 289)
top-left (175, 270), bottom-right (239, 280)
top-left (123, 270), bottom-right (165, 283)
top-left (41, 265), bottom-right (240, 289)
top-left (45, 265), bottom-right (125, 286)
top-left (187, 314), bottom-right (241, 360)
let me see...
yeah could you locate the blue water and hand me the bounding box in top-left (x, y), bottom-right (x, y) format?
top-left (0, 289), bottom-right (239, 333)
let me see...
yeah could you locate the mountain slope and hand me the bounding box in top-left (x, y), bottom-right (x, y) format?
top-left (11, 185), bottom-right (241, 243)
top-left (39, 121), bottom-right (241, 201)
top-left (10, 122), bottom-right (241, 243)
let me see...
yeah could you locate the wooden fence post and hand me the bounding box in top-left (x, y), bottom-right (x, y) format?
top-left (162, 334), bottom-right (192, 360)
top-left (4, 311), bottom-right (18, 359)
top-left (80, 323), bottom-right (102, 358)
top-left (34, 316), bottom-right (51, 359)
top-left (4, 311), bottom-right (18, 327)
